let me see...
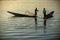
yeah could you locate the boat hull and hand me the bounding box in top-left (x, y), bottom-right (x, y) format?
top-left (43, 11), bottom-right (54, 19)
top-left (7, 11), bottom-right (36, 17)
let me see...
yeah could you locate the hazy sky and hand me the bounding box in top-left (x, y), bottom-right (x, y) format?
top-left (0, 0), bottom-right (60, 1)
top-left (0, 0), bottom-right (60, 18)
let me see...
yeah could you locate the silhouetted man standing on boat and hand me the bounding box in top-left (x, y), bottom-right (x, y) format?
top-left (43, 8), bottom-right (54, 19)
top-left (43, 8), bottom-right (46, 17)
top-left (35, 8), bottom-right (39, 16)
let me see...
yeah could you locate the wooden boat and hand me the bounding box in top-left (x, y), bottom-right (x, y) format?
top-left (43, 8), bottom-right (54, 19)
top-left (44, 11), bottom-right (54, 19)
top-left (7, 8), bottom-right (38, 17)
top-left (7, 11), bottom-right (36, 17)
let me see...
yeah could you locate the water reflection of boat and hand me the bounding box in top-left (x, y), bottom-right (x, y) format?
top-left (7, 8), bottom-right (38, 17)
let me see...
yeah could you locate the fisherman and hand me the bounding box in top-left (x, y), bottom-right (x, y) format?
top-left (43, 8), bottom-right (46, 17)
top-left (35, 8), bottom-right (39, 16)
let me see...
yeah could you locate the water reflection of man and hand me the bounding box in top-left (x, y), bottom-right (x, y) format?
top-left (44, 19), bottom-right (46, 26)
top-left (35, 17), bottom-right (37, 31)
top-left (43, 19), bottom-right (47, 33)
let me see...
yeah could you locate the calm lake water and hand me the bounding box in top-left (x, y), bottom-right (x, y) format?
top-left (0, 0), bottom-right (60, 40)
top-left (0, 16), bottom-right (60, 40)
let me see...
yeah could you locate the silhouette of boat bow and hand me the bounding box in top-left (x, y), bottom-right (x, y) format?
top-left (44, 11), bottom-right (54, 19)
top-left (7, 11), bottom-right (36, 17)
